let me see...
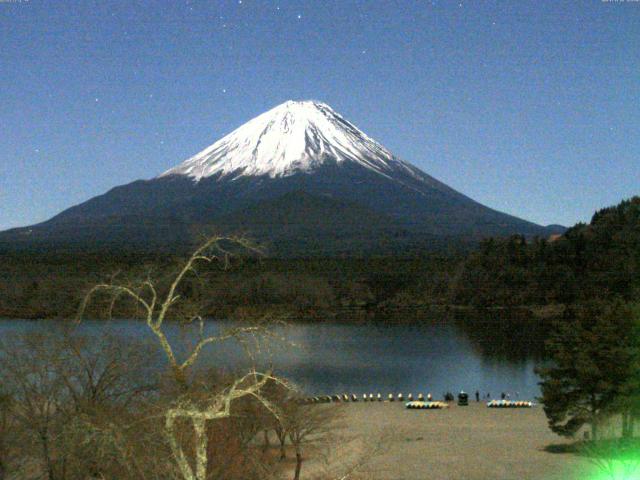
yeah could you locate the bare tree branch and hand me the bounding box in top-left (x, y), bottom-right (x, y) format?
top-left (76, 235), bottom-right (286, 480)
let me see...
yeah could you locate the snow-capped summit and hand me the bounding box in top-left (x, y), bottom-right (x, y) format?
top-left (161, 100), bottom-right (408, 181)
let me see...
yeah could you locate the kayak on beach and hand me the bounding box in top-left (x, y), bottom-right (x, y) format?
top-left (405, 401), bottom-right (449, 409)
top-left (487, 400), bottom-right (533, 408)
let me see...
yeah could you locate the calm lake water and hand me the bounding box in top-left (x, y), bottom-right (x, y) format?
top-left (0, 316), bottom-right (544, 400)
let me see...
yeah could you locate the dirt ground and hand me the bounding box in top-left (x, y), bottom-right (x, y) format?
top-left (296, 401), bottom-right (598, 480)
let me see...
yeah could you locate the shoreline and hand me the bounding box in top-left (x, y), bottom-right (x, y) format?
top-left (0, 303), bottom-right (564, 322)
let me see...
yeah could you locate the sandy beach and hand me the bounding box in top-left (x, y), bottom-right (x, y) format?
top-left (296, 401), bottom-right (597, 480)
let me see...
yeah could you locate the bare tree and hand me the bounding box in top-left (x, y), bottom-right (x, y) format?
top-left (0, 329), bottom-right (169, 480)
top-left (285, 402), bottom-right (342, 480)
top-left (0, 332), bottom-right (68, 480)
top-left (202, 383), bottom-right (282, 479)
top-left (55, 331), bottom-right (167, 480)
top-left (0, 389), bottom-right (13, 480)
top-left (57, 330), bottom-right (159, 411)
top-left (318, 429), bottom-right (391, 480)
top-left (77, 235), bottom-right (291, 480)
top-left (276, 400), bottom-right (389, 480)
top-left (258, 377), bottom-right (291, 460)
top-left (162, 369), bottom-right (287, 480)
top-left (276, 419), bottom-right (289, 461)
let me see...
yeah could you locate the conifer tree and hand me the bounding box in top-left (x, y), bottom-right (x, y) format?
top-left (537, 301), bottom-right (640, 439)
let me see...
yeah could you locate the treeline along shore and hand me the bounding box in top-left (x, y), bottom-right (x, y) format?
top-left (0, 197), bottom-right (638, 328)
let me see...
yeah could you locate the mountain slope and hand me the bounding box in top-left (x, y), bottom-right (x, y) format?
top-left (0, 100), bottom-right (563, 255)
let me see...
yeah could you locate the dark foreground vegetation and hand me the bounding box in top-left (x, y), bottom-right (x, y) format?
top-left (0, 327), bottom-right (350, 480)
top-left (535, 300), bottom-right (640, 479)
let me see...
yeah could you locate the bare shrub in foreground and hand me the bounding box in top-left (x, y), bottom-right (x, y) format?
top-left (0, 329), bottom-right (167, 480)
top-left (286, 402), bottom-right (342, 480)
top-left (0, 388), bottom-right (14, 480)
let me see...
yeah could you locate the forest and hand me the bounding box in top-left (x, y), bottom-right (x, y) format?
top-left (1, 197), bottom-right (637, 323)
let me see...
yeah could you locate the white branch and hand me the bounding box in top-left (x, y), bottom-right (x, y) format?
top-left (77, 235), bottom-right (279, 480)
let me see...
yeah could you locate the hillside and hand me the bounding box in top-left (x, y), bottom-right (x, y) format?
top-left (449, 196), bottom-right (640, 307)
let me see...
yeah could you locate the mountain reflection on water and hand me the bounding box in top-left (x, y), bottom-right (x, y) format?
top-left (0, 310), bottom-right (549, 400)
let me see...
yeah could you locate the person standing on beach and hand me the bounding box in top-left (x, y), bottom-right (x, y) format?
top-left (475, 390), bottom-right (480, 402)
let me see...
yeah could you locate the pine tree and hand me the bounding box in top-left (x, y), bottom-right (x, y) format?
top-left (608, 303), bottom-right (640, 438)
top-left (537, 301), bottom-right (639, 439)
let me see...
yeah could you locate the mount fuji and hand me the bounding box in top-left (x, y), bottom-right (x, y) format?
top-left (1, 100), bottom-right (563, 255)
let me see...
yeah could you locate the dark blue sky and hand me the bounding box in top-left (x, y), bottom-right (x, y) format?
top-left (1, 0), bottom-right (638, 230)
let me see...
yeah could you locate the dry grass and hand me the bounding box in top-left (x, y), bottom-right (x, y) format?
top-left (297, 401), bottom-right (597, 480)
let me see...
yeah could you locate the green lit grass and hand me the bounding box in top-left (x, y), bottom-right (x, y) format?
top-left (577, 438), bottom-right (640, 480)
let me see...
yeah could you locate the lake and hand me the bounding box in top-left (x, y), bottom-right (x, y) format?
top-left (0, 314), bottom-right (545, 400)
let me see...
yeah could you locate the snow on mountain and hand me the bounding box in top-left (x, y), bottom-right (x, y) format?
top-left (0, 99), bottom-right (563, 254)
top-left (160, 100), bottom-right (416, 181)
